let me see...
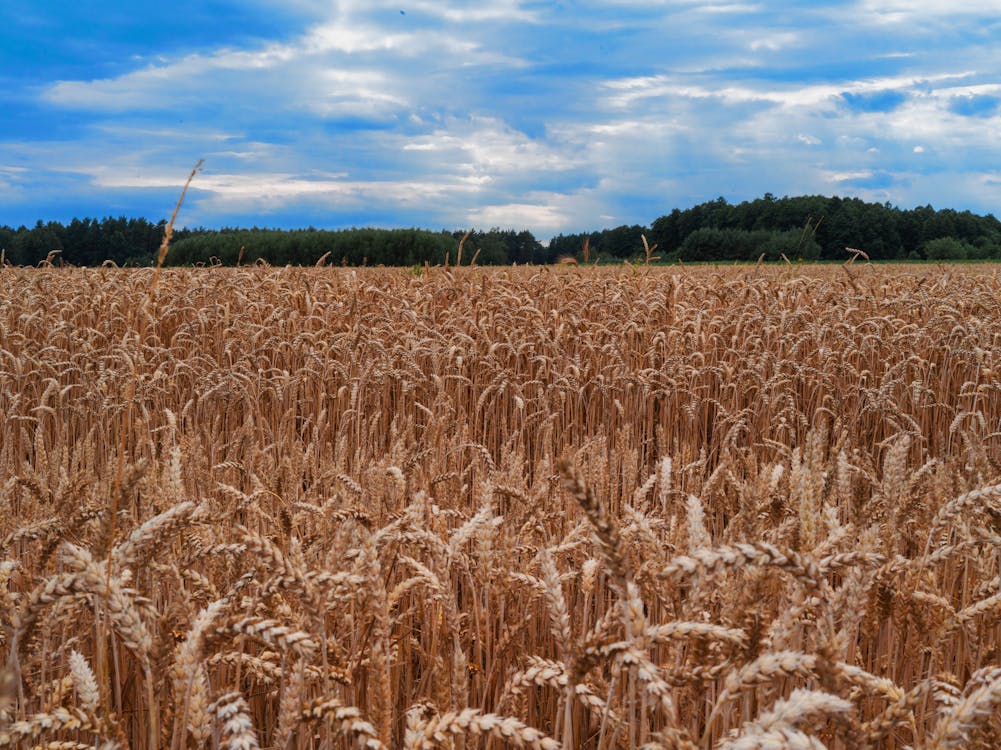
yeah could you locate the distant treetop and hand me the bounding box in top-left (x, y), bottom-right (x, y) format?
top-left (2, 195), bottom-right (999, 266)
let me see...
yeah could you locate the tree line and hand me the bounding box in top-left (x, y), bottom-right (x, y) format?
top-left (162, 227), bottom-right (553, 267)
top-left (551, 194), bottom-right (1001, 262)
top-left (3, 194), bottom-right (1001, 266)
top-left (0, 219), bottom-right (554, 267)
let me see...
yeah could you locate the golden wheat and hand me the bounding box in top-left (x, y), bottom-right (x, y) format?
top-left (0, 263), bottom-right (999, 748)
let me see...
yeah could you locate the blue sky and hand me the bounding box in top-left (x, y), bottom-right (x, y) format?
top-left (2, 1), bottom-right (1000, 239)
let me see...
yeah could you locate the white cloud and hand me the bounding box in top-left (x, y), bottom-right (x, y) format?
top-left (880, 99), bottom-right (1001, 145)
top-left (93, 168), bottom-right (482, 203)
top-left (43, 47), bottom-right (399, 115)
top-left (405, 0), bottom-right (541, 23)
top-left (748, 32), bottom-right (801, 52)
top-left (602, 71), bottom-right (975, 110)
top-left (856, 0), bottom-right (1001, 21)
top-left (823, 170), bottom-right (874, 183)
top-left (401, 117), bottom-right (581, 176)
top-left (464, 186), bottom-right (617, 235)
top-left (698, 4), bottom-right (763, 12)
top-left (467, 202), bottom-right (568, 231)
top-left (335, 0), bottom-right (542, 23)
top-left (42, 9), bottom-right (521, 116)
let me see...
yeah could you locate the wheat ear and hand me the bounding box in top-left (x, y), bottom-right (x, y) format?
top-left (927, 670), bottom-right (1001, 748)
top-left (407, 706), bottom-right (560, 750)
top-left (211, 692), bottom-right (260, 750)
top-left (300, 697), bottom-right (385, 749)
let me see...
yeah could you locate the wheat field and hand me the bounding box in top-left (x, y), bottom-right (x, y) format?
top-left (1, 263), bottom-right (1000, 749)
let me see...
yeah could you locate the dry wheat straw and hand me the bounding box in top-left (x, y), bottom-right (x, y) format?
top-left (2, 264), bottom-right (1000, 749)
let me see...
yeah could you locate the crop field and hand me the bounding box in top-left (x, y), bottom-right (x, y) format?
top-left (1, 264), bottom-right (1000, 749)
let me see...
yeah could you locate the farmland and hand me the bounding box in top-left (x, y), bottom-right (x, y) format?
top-left (1, 264), bottom-right (1000, 749)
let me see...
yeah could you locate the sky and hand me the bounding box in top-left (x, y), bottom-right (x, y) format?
top-left (2, 1), bottom-right (1001, 240)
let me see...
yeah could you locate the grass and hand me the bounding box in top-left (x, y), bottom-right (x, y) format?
top-left (0, 262), bottom-right (999, 749)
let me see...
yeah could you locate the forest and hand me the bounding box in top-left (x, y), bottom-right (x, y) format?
top-left (2, 194), bottom-right (1000, 266)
